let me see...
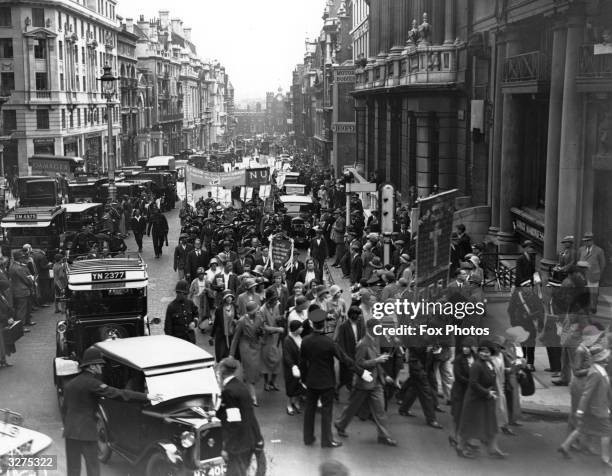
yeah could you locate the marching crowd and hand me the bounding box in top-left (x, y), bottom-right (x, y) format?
top-left (1, 151), bottom-right (610, 474)
top-left (158, 155), bottom-right (612, 471)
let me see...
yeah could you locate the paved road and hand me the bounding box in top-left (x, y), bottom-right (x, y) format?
top-left (0, 205), bottom-right (607, 475)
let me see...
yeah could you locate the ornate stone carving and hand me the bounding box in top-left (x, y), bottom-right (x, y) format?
top-left (418, 13), bottom-right (431, 45)
top-left (407, 19), bottom-right (420, 45)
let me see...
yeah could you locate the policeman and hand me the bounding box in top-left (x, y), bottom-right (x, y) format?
top-left (164, 280), bottom-right (199, 343)
top-left (62, 346), bottom-right (158, 476)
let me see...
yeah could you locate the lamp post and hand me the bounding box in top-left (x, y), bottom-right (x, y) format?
top-left (99, 64), bottom-right (118, 202)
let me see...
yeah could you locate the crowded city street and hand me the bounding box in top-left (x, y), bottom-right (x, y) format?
top-left (0, 199), bottom-right (607, 476)
top-left (1, 0), bottom-right (611, 476)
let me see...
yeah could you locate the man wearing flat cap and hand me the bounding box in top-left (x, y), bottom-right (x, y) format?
top-left (300, 309), bottom-right (372, 448)
top-left (552, 236), bottom-right (576, 283)
top-left (217, 356), bottom-right (265, 476)
top-left (578, 232), bottom-right (606, 314)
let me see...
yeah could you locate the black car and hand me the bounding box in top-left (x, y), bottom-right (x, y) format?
top-left (279, 195), bottom-right (315, 248)
top-left (94, 335), bottom-right (224, 476)
top-left (54, 256), bottom-right (151, 408)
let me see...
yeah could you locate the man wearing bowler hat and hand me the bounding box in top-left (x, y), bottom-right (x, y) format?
top-left (578, 232), bottom-right (606, 314)
top-left (300, 309), bottom-right (372, 448)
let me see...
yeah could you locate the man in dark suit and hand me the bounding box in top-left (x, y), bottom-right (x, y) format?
top-left (217, 357), bottom-right (265, 476)
top-left (334, 318), bottom-right (397, 446)
top-left (300, 309), bottom-right (371, 448)
top-left (215, 260), bottom-right (239, 295)
top-left (514, 240), bottom-right (536, 289)
top-left (185, 238), bottom-right (210, 282)
top-left (130, 209), bottom-right (147, 253)
top-left (335, 306), bottom-right (366, 394)
top-left (349, 244), bottom-right (363, 285)
top-left (9, 252), bottom-right (35, 327)
top-left (233, 247), bottom-right (253, 276)
top-left (456, 224), bottom-right (472, 260)
top-left (146, 207), bottom-right (169, 259)
top-left (62, 347), bottom-right (154, 476)
top-left (173, 235), bottom-right (192, 281)
top-left (578, 232), bottom-right (607, 314)
top-left (308, 227), bottom-right (329, 274)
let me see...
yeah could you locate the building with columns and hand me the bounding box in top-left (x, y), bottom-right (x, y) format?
top-left (353, 0), bottom-right (466, 195)
top-left (0, 0), bottom-right (121, 176)
top-left (473, 0), bottom-right (612, 286)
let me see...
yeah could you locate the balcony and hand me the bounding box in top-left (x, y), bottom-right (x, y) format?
top-left (502, 51), bottom-right (550, 94)
top-left (158, 113), bottom-right (183, 123)
top-left (354, 43), bottom-right (464, 93)
top-left (35, 90), bottom-right (51, 99)
top-left (577, 44), bottom-right (612, 92)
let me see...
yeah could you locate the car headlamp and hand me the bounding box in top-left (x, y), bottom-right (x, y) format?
top-left (180, 431), bottom-right (195, 448)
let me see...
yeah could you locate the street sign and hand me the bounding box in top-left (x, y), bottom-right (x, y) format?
top-left (346, 182), bottom-right (377, 193)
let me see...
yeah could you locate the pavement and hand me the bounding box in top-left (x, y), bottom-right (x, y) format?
top-left (0, 202), bottom-right (605, 476)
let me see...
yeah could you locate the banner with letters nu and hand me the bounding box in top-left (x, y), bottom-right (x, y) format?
top-left (186, 166), bottom-right (246, 187)
top-left (245, 167), bottom-right (271, 188)
top-left (414, 189), bottom-right (458, 301)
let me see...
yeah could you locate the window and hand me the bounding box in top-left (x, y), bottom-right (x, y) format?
top-left (2, 110), bottom-right (16, 134)
top-left (77, 108), bottom-right (80, 126)
top-left (0, 72), bottom-right (14, 94)
top-left (82, 47), bottom-right (85, 64)
top-left (82, 76), bottom-right (86, 91)
top-left (0, 8), bottom-right (11, 27)
top-left (57, 12), bottom-right (61, 30)
top-left (74, 46), bottom-right (78, 64)
top-left (35, 72), bottom-right (48, 90)
top-left (32, 7), bottom-right (45, 28)
top-left (76, 75), bottom-right (80, 90)
top-left (36, 109), bottom-right (49, 129)
top-left (61, 109), bottom-right (66, 128)
top-left (60, 73), bottom-right (64, 90)
top-left (0, 38), bottom-right (12, 58)
top-left (34, 39), bottom-right (46, 59)
top-left (58, 41), bottom-right (63, 60)
top-left (80, 20), bottom-right (84, 37)
top-left (69, 110), bottom-right (73, 128)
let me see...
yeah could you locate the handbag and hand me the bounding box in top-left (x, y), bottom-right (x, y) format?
top-left (517, 368), bottom-right (535, 396)
top-left (3, 320), bottom-right (24, 347)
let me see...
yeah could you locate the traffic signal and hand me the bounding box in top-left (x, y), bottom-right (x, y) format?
top-left (380, 183), bottom-right (395, 234)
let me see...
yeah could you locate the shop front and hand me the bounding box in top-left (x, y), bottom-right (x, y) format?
top-left (63, 136), bottom-right (79, 157)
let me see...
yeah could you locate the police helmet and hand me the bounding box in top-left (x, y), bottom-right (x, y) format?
top-left (79, 346), bottom-right (105, 368)
top-left (175, 280), bottom-right (190, 294)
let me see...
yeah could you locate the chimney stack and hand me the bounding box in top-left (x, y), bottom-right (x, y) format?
top-left (159, 10), bottom-right (170, 28)
top-left (125, 18), bottom-right (134, 33)
top-left (184, 27), bottom-right (192, 42)
top-left (137, 16), bottom-right (150, 37)
top-left (171, 18), bottom-right (183, 36)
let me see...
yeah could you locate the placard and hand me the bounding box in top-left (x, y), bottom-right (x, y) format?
top-left (414, 189), bottom-right (458, 300)
top-left (270, 235), bottom-right (293, 269)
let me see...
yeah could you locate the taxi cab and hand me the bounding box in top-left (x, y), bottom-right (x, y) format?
top-left (93, 336), bottom-right (224, 476)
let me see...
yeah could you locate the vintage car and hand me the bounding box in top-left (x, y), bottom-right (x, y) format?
top-left (54, 255), bottom-right (151, 407)
top-left (279, 195), bottom-right (315, 248)
top-left (94, 335), bottom-right (224, 476)
top-left (63, 202), bottom-right (105, 233)
top-left (0, 409), bottom-right (53, 473)
top-left (1, 206), bottom-right (66, 259)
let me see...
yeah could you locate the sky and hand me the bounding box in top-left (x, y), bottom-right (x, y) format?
top-left (119, 0), bottom-right (326, 101)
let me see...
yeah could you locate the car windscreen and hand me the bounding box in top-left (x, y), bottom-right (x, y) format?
top-left (284, 203), bottom-right (312, 215)
top-left (145, 366), bottom-right (220, 406)
top-left (70, 288), bottom-right (146, 316)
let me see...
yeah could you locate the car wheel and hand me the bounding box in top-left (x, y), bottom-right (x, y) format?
top-left (144, 451), bottom-right (179, 476)
top-left (96, 414), bottom-right (112, 463)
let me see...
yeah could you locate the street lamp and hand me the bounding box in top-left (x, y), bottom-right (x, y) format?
top-left (99, 64), bottom-right (118, 202)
